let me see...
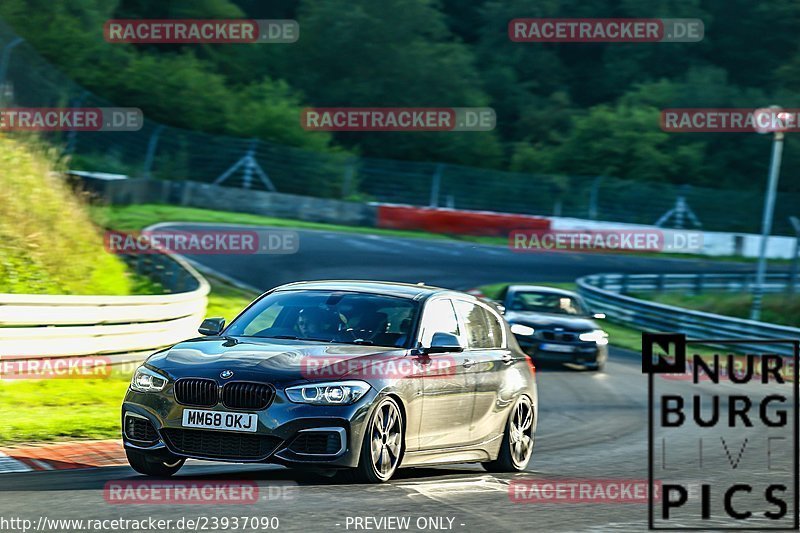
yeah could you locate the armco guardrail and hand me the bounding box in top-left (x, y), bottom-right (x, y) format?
top-left (0, 252), bottom-right (209, 363)
top-left (577, 272), bottom-right (800, 357)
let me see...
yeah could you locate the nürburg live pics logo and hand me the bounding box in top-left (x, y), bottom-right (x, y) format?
top-left (643, 333), bottom-right (799, 530)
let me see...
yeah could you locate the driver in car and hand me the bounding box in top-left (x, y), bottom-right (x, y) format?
top-left (295, 307), bottom-right (341, 340)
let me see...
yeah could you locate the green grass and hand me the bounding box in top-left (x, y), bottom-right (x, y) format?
top-left (90, 204), bottom-right (456, 241)
top-left (632, 291), bottom-right (800, 328)
top-left (205, 275), bottom-right (259, 323)
top-left (0, 275), bottom-right (260, 445)
top-left (0, 135), bottom-right (136, 295)
top-left (0, 373), bottom-right (130, 445)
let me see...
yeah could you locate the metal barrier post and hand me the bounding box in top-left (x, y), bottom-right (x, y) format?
top-left (0, 36), bottom-right (22, 106)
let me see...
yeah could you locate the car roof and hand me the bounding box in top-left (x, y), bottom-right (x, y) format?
top-left (272, 280), bottom-right (468, 301)
top-left (506, 285), bottom-right (579, 297)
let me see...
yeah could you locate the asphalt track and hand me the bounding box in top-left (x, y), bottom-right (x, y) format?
top-left (162, 223), bottom-right (756, 291)
top-left (2, 225), bottom-right (793, 533)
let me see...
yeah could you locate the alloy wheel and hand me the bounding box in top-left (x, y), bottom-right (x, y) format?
top-left (370, 400), bottom-right (402, 480)
top-left (509, 397), bottom-right (534, 467)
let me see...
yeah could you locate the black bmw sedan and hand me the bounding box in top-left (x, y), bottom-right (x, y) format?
top-left (499, 285), bottom-right (609, 371)
top-left (122, 280), bottom-right (538, 483)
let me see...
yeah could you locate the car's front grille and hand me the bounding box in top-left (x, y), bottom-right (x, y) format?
top-left (162, 428), bottom-right (281, 460)
top-left (223, 382), bottom-right (274, 410)
top-left (125, 415), bottom-right (158, 443)
top-left (174, 378), bottom-right (218, 407)
top-left (288, 431), bottom-right (343, 455)
top-left (540, 330), bottom-right (577, 342)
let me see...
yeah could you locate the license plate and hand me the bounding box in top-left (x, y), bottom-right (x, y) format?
top-left (540, 343), bottom-right (575, 353)
top-left (182, 409), bottom-right (258, 433)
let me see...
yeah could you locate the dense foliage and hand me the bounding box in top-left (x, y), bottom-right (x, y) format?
top-left (2, 0), bottom-right (799, 192)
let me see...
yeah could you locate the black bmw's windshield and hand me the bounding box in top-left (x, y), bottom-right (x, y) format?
top-left (225, 290), bottom-right (419, 348)
top-left (508, 291), bottom-right (587, 316)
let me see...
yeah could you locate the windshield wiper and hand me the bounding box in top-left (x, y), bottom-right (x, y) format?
top-left (336, 339), bottom-right (374, 345)
top-left (262, 335), bottom-right (333, 342)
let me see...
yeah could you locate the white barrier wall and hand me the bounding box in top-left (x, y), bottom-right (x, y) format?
top-left (549, 216), bottom-right (797, 259)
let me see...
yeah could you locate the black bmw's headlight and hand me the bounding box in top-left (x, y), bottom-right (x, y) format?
top-left (130, 365), bottom-right (168, 392)
top-left (510, 323), bottom-right (536, 336)
top-left (285, 380), bottom-right (370, 405)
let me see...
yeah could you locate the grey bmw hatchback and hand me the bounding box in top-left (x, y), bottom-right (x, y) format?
top-left (122, 280), bottom-right (538, 483)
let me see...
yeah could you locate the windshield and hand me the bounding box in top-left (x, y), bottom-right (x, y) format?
top-left (225, 290), bottom-right (419, 348)
top-left (508, 291), bottom-right (587, 316)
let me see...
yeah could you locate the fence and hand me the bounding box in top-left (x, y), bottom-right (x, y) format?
top-left (0, 252), bottom-right (209, 367)
top-left (577, 272), bottom-right (800, 356)
top-left (2, 19), bottom-right (800, 235)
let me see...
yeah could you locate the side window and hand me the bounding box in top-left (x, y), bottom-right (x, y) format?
top-left (453, 300), bottom-right (490, 349)
top-left (419, 298), bottom-right (460, 346)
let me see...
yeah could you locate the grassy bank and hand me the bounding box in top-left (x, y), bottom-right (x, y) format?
top-left (90, 204), bottom-right (453, 242)
top-left (631, 291), bottom-right (800, 328)
top-left (0, 136), bottom-right (138, 295)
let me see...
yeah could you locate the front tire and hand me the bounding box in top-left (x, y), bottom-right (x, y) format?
top-left (126, 448), bottom-right (185, 477)
top-left (587, 352), bottom-right (607, 372)
top-left (482, 395), bottom-right (534, 473)
top-left (354, 397), bottom-right (403, 483)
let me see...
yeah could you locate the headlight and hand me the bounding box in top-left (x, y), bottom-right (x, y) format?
top-left (510, 323), bottom-right (535, 336)
top-left (579, 330), bottom-right (609, 345)
top-left (130, 365), bottom-right (168, 392)
top-left (285, 380), bottom-right (370, 405)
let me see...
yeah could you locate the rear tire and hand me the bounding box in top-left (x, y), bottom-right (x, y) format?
top-left (482, 395), bottom-right (534, 473)
top-left (353, 397), bottom-right (404, 483)
top-left (126, 448), bottom-right (185, 477)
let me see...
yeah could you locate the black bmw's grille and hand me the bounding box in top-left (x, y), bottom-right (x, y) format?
top-left (162, 428), bottom-right (281, 460)
top-left (288, 431), bottom-right (342, 455)
top-left (174, 378), bottom-right (218, 407)
top-left (541, 330), bottom-right (577, 342)
top-left (223, 382), bottom-right (274, 410)
top-left (125, 415), bottom-right (158, 443)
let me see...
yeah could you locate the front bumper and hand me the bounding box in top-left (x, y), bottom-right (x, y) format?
top-left (517, 339), bottom-right (607, 365)
top-left (122, 386), bottom-right (378, 469)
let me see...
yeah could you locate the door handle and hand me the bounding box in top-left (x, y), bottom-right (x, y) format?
top-left (462, 358), bottom-right (475, 368)
top-left (502, 354), bottom-right (514, 365)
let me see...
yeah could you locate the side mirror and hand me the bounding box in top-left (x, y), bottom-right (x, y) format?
top-left (593, 313), bottom-right (606, 319)
top-left (423, 332), bottom-right (464, 354)
top-left (198, 317), bottom-right (225, 336)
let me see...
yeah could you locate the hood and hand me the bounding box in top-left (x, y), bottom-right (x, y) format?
top-left (504, 311), bottom-right (598, 331)
top-left (146, 336), bottom-right (408, 386)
